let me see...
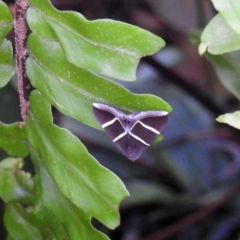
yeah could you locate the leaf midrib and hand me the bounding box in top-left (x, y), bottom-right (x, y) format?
top-left (29, 111), bottom-right (117, 211)
top-left (30, 6), bottom-right (140, 58)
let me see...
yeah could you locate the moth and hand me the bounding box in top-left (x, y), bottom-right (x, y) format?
top-left (93, 103), bottom-right (169, 161)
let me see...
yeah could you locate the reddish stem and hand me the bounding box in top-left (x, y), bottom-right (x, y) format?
top-left (14, 0), bottom-right (31, 122)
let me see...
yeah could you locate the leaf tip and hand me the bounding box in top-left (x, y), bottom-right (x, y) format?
top-left (198, 42), bottom-right (208, 55)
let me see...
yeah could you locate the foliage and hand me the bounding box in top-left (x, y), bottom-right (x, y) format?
top-left (0, 0), bottom-right (14, 88)
top-left (0, 0), bottom-right (171, 239)
top-left (199, 0), bottom-right (240, 128)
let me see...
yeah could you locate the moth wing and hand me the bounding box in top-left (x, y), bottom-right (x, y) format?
top-left (93, 104), bottom-right (169, 161)
top-left (114, 135), bottom-right (148, 161)
top-left (117, 111), bottom-right (169, 161)
top-left (131, 111), bottom-right (169, 145)
top-left (93, 103), bottom-right (125, 142)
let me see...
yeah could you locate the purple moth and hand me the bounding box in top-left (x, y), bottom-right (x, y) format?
top-left (93, 103), bottom-right (169, 161)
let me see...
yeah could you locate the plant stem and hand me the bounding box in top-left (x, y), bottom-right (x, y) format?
top-left (14, 0), bottom-right (30, 123)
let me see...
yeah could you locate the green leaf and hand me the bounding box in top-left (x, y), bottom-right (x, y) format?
top-left (200, 14), bottom-right (240, 54)
top-left (0, 122), bottom-right (29, 157)
top-left (27, 0), bottom-right (165, 81)
top-left (216, 111), bottom-right (240, 129)
top-left (193, 29), bottom-right (240, 99)
top-left (198, 42), bottom-right (208, 55)
top-left (4, 203), bottom-right (42, 240)
top-left (27, 90), bottom-right (129, 229)
top-left (0, 158), bottom-right (33, 202)
top-left (0, 0), bottom-right (13, 44)
top-left (0, 39), bottom-right (15, 88)
top-left (205, 51), bottom-right (240, 100)
top-left (0, 1), bottom-right (14, 87)
top-left (30, 161), bottom-right (109, 240)
top-left (211, 0), bottom-right (240, 34)
top-left (26, 34), bottom-right (171, 130)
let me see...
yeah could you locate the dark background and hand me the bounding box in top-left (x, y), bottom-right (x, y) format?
top-left (1, 0), bottom-right (240, 239)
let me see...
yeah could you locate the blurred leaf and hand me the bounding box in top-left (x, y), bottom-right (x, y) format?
top-left (27, 0), bottom-right (165, 81)
top-left (0, 122), bottom-right (29, 157)
top-left (30, 160), bottom-right (109, 240)
top-left (211, 0), bottom-right (240, 34)
top-left (26, 34), bottom-right (171, 130)
top-left (200, 14), bottom-right (240, 54)
top-left (153, 134), bottom-right (163, 143)
top-left (122, 180), bottom-right (197, 208)
top-left (0, 158), bottom-right (33, 202)
top-left (216, 111), bottom-right (240, 129)
top-left (193, 28), bottom-right (240, 99)
top-left (4, 203), bottom-right (42, 240)
top-left (0, 0), bottom-right (13, 44)
top-left (123, 180), bottom-right (176, 206)
top-left (0, 39), bottom-right (15, 88)
top-left (205, 51), bottom-right (240, 100)
top-left (198, 42), bottom-right (208, 55)
top-left (27, 90), bottom-right (129, 229)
